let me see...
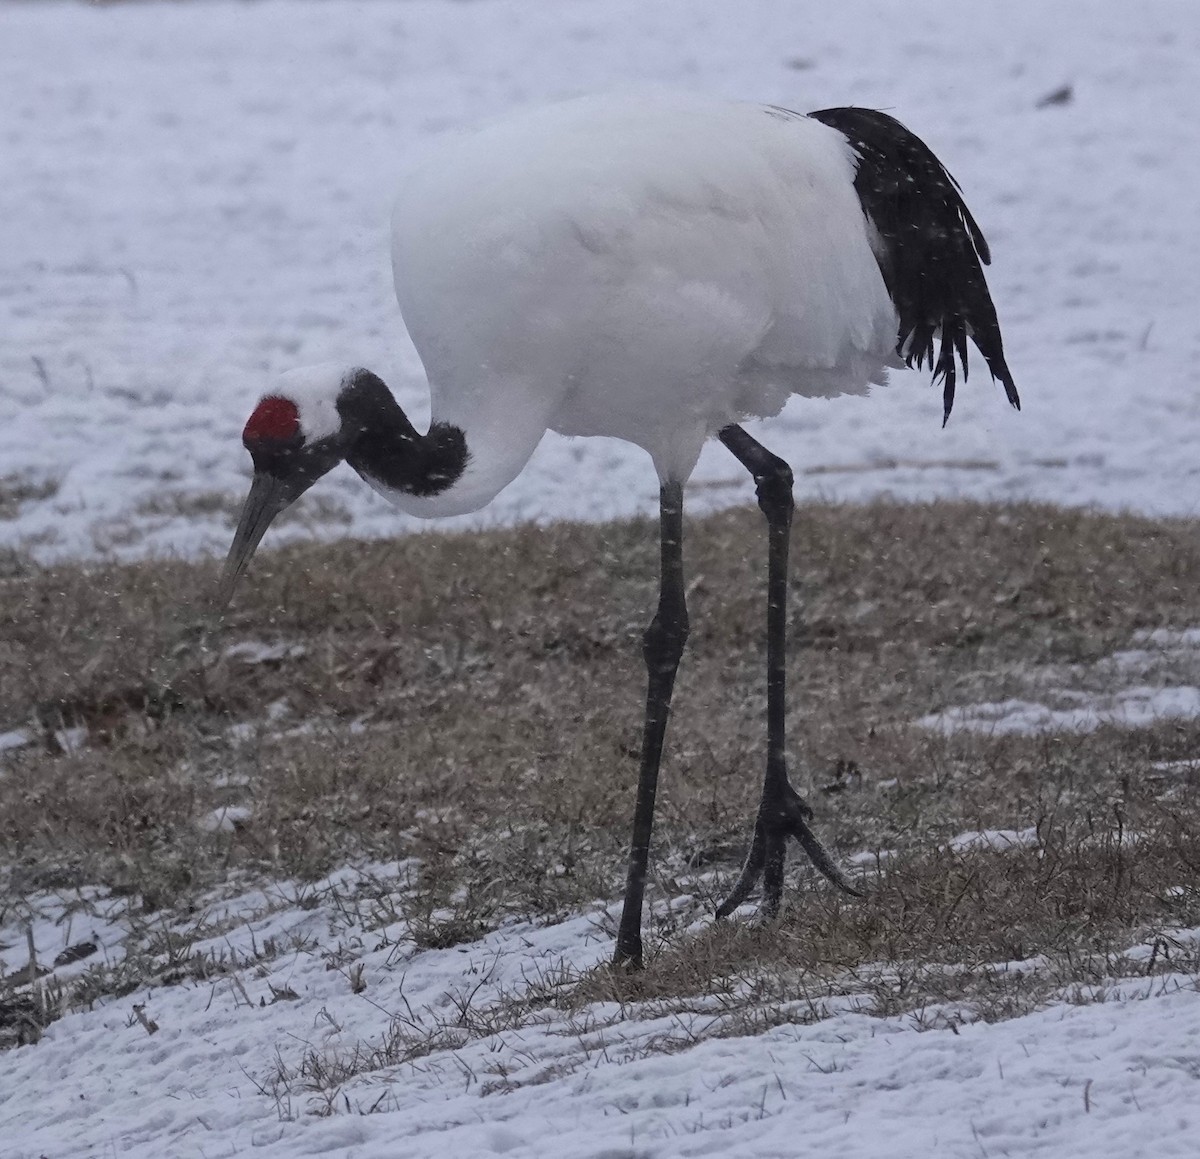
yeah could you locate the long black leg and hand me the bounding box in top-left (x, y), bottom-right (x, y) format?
top-left (715, 425), bottom-right (859, 919)
top-left (614, 481), bottom-right (689, 969)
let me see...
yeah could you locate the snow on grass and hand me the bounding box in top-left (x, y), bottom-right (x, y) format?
top-left (198, 804), bottom-right (253, 833)
top-left (222, 640), bottom-right (309, 665)
top-left (0, 885), bottom-right (128, 985)
top-left (0, 731), bottom-right (32, 777)
top-left (919, 627), bottom-right (1200, 735)
top-left (1152, 758), bottom-right (1200, 774)
top-left (948, 827), bottom-right (1041, 853)
top-left (0, 732), bottom-right (31, 754)
top-left (1132, 629), bottom-right (1200, 649)
top-left (919, 687), bottom-right (1200, 736)
top-left (1, 866), bottom-right (1198, 1158)
top-left (849, 828), bottom-right (1041, 867)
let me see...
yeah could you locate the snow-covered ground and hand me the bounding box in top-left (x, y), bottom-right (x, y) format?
top-left (4, 1), bottom-right (1200, 1155)
top-left (3, 0), bottom-right (1200, 562)
top-left (3, 858), bottom-right (1199, 1159)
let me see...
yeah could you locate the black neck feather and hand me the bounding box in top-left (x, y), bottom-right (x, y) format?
top-left (337, 369), bottom-right (468, 497)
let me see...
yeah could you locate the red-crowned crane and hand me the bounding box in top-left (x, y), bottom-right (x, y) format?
top-left (219, 89), bottom-right (1019, 970)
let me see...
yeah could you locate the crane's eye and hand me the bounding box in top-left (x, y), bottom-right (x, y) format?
top-left (243, 396), bottom-right (301, 448)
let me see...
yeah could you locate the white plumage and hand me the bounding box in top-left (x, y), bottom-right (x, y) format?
top-left (221, 87), bottom-right (1019, 969)
top-left (391, 89), bottom-right (898, 505)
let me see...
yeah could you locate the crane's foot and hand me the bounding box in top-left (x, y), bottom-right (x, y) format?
top-left (613, 870), bottom-right (649, 971)
top-left (715, 777), bottom-right (861, 920)
top-left (612, 934), bottom-right (644, 972)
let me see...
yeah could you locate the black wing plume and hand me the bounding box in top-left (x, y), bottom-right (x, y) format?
top-left (807, 106), bottom-right (1019, 424)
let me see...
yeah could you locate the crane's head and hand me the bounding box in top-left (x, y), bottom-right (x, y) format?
top-left (218, 365), bottom-right (358, 609)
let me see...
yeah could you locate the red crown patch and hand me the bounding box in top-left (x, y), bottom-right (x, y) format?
top-left (243, 396), bottom-right (300, 444)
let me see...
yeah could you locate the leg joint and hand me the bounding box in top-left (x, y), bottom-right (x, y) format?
top-left (754, 457), bottom-right (794, 525)
top-left (643, 606), bottom-right (690, 671)
top-left (720, 426), bottom-right (794, 526)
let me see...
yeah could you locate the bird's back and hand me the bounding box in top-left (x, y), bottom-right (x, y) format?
top-left (392, 90), bottom-right (898, 479)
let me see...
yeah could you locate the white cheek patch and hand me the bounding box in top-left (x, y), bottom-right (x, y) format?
top-left (272, 363), bottom-right (352, 441)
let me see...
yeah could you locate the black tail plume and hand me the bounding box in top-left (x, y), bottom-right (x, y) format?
top-left (807, 106), bottom-right (1020, 424)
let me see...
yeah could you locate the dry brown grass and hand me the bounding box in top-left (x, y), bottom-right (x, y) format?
top-left (3, 499), bottom-right (1200, 1051)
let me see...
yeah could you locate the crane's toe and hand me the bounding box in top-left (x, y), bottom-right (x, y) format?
top-left (715, 778), bottom-right (861, 920)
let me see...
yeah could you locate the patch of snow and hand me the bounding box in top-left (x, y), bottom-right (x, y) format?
top-left (1131, 629), bottom-right (1200, 649)
top-left (1151, 758), bottom-right (1200, 773)
top-left (919, 687), bottom-right (1200, 735)
top-left (226, 721), bottom-right (259, 745)
top-left (223, 641), bottom-right (308, 665)
top-left (0, 730), bottom-right (31, 753)
top-left (924, 626), bottom-right (1200, 735)
top-left (1121, 926), bottom-right (1200, 961)
top-left (0, 886), bottom-right (131, 982)
top-left (948, 826), bottom-right (1041, 853)
top-left (848, 848), bottom-right (895, 866)
top-left (1108, 629), bottom-right (1200, 671)
top-left (199, 805), bottom-right (253, 833)
top-left (849, 829), bottom-right (1040, 867)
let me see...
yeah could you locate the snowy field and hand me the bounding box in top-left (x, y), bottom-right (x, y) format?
top-left (4, 859), bottom-right (1200, 1159)
top-left (2, 0), bottom-right (1200, 562)
top-left (3, 1), bottom-right (1200, 1156)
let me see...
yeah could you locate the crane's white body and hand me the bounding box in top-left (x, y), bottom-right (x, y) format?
top-left (387, 89), bottom-right (899, 517)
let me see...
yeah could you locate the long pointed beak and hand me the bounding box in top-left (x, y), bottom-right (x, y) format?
top-left (216, 472), bottom-right (294, 612)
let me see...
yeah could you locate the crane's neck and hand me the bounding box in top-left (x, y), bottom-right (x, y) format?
top-left (337, 369), bottom-right (547, 518)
